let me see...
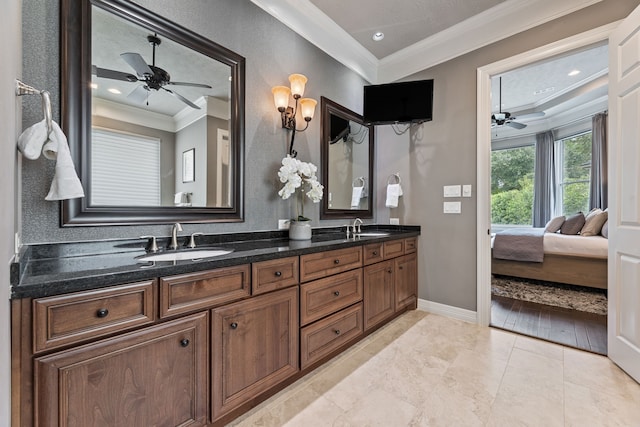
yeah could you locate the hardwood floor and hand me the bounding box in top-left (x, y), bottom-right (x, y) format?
top-left (491, 295), bottom-right (607, 355)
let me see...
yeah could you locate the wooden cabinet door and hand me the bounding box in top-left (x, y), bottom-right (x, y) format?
top-left (211, 287), bottom-right (299, 421)
top-left (34, 312), bottom-right (208, 427)
top-left (395, 253), bottom-right (417, 311)
top-left (363, 260), bottom-right (395, 331)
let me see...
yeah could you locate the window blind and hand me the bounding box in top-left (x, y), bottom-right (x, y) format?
top-left (91, 128), bottom-right (161, 206)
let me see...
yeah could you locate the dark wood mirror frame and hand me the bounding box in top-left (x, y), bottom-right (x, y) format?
top-left (320, 97), bottom-right (374, 220)
top-left (61, 0), bottom-right (245, 226)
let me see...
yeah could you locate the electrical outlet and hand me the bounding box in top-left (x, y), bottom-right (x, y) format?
top-left (390, 218), bottom-right (400, 225)
top-left (278, 219), bottom-right (290, 230)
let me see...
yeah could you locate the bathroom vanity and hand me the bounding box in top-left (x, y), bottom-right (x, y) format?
top-left (10, 227), bottom-right (419, 426)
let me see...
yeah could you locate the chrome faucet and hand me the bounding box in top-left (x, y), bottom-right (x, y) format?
top-left (352, 218), bottom-right (363, 234)
top-left (168, 223), bottom-right (183, 250)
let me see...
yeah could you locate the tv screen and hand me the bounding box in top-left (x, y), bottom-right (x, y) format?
top-left (363, 79), bottom-right (433, 125)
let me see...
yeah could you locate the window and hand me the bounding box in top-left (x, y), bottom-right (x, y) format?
top-left (555, 131), bottom-right (592, 216)
top-left (491, 145), bottom-right (535, 226)
top-left (91, 128), bottom-right (161, 206)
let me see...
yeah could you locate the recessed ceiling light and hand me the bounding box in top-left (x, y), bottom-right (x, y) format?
top-left (372, 32), bottom-right (384, 42)
top-left (108, 88), bottom-right (121, 94)
top-left (568, 69), bottom-right (581, 76)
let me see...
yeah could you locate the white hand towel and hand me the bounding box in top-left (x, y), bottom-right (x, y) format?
top-left (44, 121), bottom-right (85, 201)
top-left (17, 119), bottom-right (49, 160)
top-left (351, 186), bottom-right (363, 208)
top-left (174, 192), bottom-right (185, 204)
top-left (385, 184), bottom-right (401, 208)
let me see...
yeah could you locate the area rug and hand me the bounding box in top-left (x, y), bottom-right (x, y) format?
top-left (491, 275), bottom-right (607, 315)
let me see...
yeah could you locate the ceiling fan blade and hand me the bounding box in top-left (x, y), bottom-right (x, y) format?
top-left (92, 65), bottom-right (138, 82)
top-left (506, 121), bottom-right (527, 130)
top-left (162, 87), bottom-right (200, 109)
top-left (120, 52), bottom-right (153, 77)
top-left (127, 85), bottom-right (151, 104)
top-left (167, 81), bottom-right (212, 88)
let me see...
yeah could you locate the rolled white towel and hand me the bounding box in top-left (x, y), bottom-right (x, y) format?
top-left (351, 186), bottom-right (363, 208)
top-left (17, 119), bottom-right (49, 160)
top-left (44, 121), bottom-right (85, 201)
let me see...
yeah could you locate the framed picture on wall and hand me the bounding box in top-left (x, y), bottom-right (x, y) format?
top-left (182, 148), bottom-right (195, 182)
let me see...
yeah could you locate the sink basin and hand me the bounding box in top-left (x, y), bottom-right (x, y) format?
top-left (355, 232), bottom-right (389, 237)
top-left (137, 248), bottom-right (233, 262)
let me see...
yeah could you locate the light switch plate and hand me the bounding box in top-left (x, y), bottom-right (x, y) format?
top-left (390, 218), bottom-right (400, 225)
top-left (463, 184), bottom-right (472, 197)
top-left (443, 201), bottom-right (461, 214)
top-left (443, 185), bottom-right (461, 198)
top-left (278, 219), bottom-right (290, 230)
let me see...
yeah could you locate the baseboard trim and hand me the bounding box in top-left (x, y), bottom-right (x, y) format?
top-left (417, 299), bottom-right (478, 323)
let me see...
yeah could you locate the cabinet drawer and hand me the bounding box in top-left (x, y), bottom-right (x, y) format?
top-left (252, 256), bottom-right (299, 295)
top-left (33, 280), bottom-right (157, 353)
top-left (405, 237), bottom-right (417, 254)
top-left (160, 264), bottom-right (250, 318)
top-left (300, 246), bottom-right (362, 282)
top-left (383, 239), bottom-right (405, 259)
top-left (300, 269), bottom-right (363, 326)
top-left (300, 303), bottom-right (363, 369)
top-left (363, 243), bottom-right (384, 266)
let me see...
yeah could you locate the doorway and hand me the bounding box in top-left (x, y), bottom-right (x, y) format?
top-left (476, 24), bottom-right (617, 349)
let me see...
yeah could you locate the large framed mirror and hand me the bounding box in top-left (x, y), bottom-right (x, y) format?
top-left (61, 0), bottom-right (245, 225)
top-left (320, 97), bottom-right (374, 219)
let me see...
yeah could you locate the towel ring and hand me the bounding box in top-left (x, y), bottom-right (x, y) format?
top-left (386, 173), bottom-right (401, 185)
top-left (16, 79), bottom-right (53, 136)
top-left (352, 176), bottom-right (365, 187)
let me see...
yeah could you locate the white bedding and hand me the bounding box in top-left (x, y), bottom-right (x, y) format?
top-left (543, 233), bottom-right (608, 258)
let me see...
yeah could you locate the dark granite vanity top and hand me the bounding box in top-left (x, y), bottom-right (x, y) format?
top-left (10, 225), bottom-right (420, 299)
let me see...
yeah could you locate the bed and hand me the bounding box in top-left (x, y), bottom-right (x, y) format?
top-left (492, 231), bottom-right (608, 290)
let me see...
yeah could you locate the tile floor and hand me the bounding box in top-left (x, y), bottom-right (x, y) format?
top-left (228, 310), bottom-right (640, 426)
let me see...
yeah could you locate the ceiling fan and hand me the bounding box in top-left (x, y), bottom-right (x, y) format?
top-left (92, 34), bottom-right (212, 109)
top-left (491, 77), bottom-right (544, 129)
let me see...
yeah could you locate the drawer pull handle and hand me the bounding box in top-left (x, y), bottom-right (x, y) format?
top-left (180, 339), bottom-right (190, 347)
top-left (334, 291), bottom-right (340, 297)
top-left (334, 329), bottom-right (341, 335)
top-left (372, 251), bottom-right (378, 255)
top-left (274, 271), bottom-right (282, 277)
top-left (334, 259), bottom-right (340, 264)
top-left (230, 322), bottom-right (238, 329)
top-left (96, 308), bottom-right (109, 318)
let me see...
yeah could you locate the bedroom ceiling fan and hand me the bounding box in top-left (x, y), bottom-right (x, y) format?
top-left (92, 33), bottom-right (212, 110)
top-left (491, 77), bottom-right (545, 130)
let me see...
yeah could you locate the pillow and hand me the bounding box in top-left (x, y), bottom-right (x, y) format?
top-left (544, 215), bottom-right (565, 233)
top-left (601, 220), bottom-right (609, 238)
top-left (581, 208), bottom-right (608, 236)
top-left (560, 212), bottom-right (585, 235)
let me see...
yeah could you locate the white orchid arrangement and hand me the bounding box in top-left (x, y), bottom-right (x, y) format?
top-left (277, 155), bottom-right (324, 221)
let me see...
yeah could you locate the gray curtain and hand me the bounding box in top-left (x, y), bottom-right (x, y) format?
top-left (532, 130), bottom-right (556, 227)
top-left (590, 112), bottom-right (608, 210)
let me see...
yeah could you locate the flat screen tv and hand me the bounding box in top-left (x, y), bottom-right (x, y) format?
top-left (363, 79), bottom-right (433, 125)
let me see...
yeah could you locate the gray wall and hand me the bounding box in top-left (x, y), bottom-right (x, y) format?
top-left (21, 0), bottom-right (367, 244)
top-left (20, 0), bottom-right (638, 315)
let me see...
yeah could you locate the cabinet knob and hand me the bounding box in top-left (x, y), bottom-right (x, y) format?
top-left (399, 266), bottom-right (404, 270)
top-left (334, 291), bottom-right (340, 297)
top-left (334, 259), bottom-right (340, 264)
top-left (274, 271), bottom-right (282, 277)
top-left (334, 329), bottom-right (341, 335)
top-left (180, 339), bottom-right (190, 347)
top-left (230, 322), bottom-right (238, 329)
top-left (372, 251), bottom-right (378, 256)
top-left (96, 308), bottom-right (109, 318)
top-left (387, 269), bottom-right (393, 274)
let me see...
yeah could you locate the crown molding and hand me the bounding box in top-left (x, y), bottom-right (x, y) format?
top-left (251, 0), bottom-right (379, 83)
top-left (93, 97), bottom-right (176, 132)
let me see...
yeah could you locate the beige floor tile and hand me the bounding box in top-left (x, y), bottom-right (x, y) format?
top-left (514, 334), bottom-right (564, 361)
top-left (331, 388), bottom-right (419, 427)
top-left (564, 381), bottom-right (640, 427)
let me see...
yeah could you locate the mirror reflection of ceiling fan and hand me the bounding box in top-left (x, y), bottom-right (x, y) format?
top-left (92, 34), bottom-right (212, 110)
top-left (491, 76), bottom-right (545, 129)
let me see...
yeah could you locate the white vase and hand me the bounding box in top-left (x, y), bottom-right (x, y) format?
top-left (289, 220), bottom-right (312, 240)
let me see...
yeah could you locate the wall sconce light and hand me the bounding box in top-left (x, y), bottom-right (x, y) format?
top-left (272, 73), bottom-right (317, 157)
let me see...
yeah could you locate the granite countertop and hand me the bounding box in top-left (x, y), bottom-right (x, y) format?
top-left (10, 225), bottom-right (420, 300)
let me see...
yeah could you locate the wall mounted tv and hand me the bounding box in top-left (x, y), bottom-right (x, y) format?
top-left (363, 79), bottom-right (433, 125)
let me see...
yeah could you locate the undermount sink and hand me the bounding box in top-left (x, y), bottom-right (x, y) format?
top-left (136, 248), bottom-right (234, 262)
top-left (355, 232), bottom-right (389, 237)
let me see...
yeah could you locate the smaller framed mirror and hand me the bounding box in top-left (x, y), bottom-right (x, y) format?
top-left (320, 97), bottom-right (374, 219)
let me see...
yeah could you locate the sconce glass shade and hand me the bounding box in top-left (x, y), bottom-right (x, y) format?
top-left (288, 74), bottom-right (307, 99)
top-left (299, 98), bottom-right (317, 121)
top-left (272, 86), bottom-right (291, 112)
